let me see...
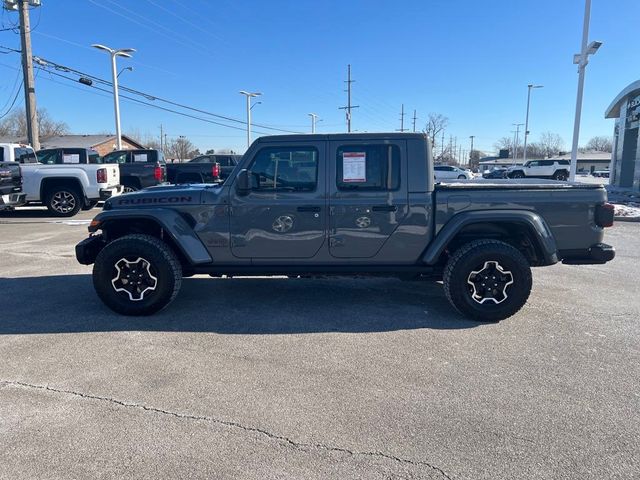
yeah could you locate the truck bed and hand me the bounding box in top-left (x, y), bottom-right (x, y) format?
top-left (435, 179), bottom-right (603, 190)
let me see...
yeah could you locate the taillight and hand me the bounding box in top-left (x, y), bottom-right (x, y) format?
top-left (154, 166), bottom-right (163, 181)
top-left (595, 203), bottom-right (615, 228)
top-left (212, 162), bottom-right (220, 179)
top-left (97, 168), bottom-right (107, 183)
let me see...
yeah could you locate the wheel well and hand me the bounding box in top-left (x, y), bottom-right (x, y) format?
top-left (40, 177), bottom-right (83, 200)
top-left (440, 222), bottom-right (545, 267)
top-left (101, 218), bottom-right (191, 271)
top-left (121, 176), bottom-right (141, 189)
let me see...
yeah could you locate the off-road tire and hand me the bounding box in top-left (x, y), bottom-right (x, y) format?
top-left (93, 234), bottom-right (182, 316)
top-left (553, 170), bottom-right (568, 181)
top-left (45, 186), bottom-right (82, 217)
top-left (443, 239), bottom-right (532, 322)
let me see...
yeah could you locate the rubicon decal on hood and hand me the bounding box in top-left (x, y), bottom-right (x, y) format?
top-left (116, 196), bottom-right (194, 205)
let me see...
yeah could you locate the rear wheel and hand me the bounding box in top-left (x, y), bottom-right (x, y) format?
top-left (122, 184), bottom-right (139, 194)
top-left (443, 239), bottom-right (532, 322)
top-left (457, 174), bottom-right (466, 179)
top-left (553, 170), bottom-right (568, 181)
top-left (45, 187), bottom-right (82, 217)
top-left (511, 171), bottom-right (525, 179)
top-left (92, 234), bottom-right (182, 316)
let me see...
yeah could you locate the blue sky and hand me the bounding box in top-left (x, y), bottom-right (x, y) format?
top-left (0, 0), bottom-right (637, 154)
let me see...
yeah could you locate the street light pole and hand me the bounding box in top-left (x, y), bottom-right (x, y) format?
top-left (308, 113), bottom-right (320, 133)
top-left (92, 44), bottom-right (135, 150)
top-left (569, 0), bottom-right (602, 182)
top-left (523, 84), bottom-right (543, 163)
top-left (239, 90), bottom-right (261, 148)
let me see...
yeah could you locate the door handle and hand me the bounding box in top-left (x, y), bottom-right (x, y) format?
top-left (371, 205), bottom-right (397, 212)
top-left (297, 205), bottom-right (321, 212)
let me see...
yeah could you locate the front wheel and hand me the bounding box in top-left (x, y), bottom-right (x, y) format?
top-left (92, 234), bottom-right (182, 315)
top-left (443, 239), bottom-right (532, 322)
top-left (457, 174), bottom-right (466, 180)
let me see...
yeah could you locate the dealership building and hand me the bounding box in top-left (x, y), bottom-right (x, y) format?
top-left (605, 80), bottom-right (640, 191)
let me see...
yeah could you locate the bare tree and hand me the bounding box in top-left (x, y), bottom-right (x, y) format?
top-left (165, 136), bottom-right (199, 161)
top-left (423, 113), bottom-right (448, 153)
top-left (537, 132), bottom-right (564, 158)
top-left (584, 135), bottom-right (613, 152)
top-left (494, 136), bottom-right (515, 157)
top-left (0, 108), bottom-right (68, 138)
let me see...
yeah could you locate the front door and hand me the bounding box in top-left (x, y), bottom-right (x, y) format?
top-left (328, 140), bottom-right (408, 258)
top-left (229, 143), bottom-right (326, 258)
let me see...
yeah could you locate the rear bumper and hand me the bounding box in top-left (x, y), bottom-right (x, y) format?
top-left (0, 192), bottom-right (27, 209)
top-left (75, 234), bottom-right (105, 265)
top-left (561, 243), bottom-right (615, 265)
top-left (99, 185), bottom-right (122, 201)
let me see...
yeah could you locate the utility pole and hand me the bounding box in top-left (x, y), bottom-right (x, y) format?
top-left (512, 123), bottom-right (523, 163)
top-left (523, 84), bottom-right (543, 164)
top-left (397, 104), bottom-right (406, 132)
top-left (441, 131), bottom-right (445, 157)
top-left (308, 113), bottom-right (320, 134)
top-left (159, 124), bottom-right (163, 152)
top-left (412, 109), bottom-right (417, 133)
top-left (339, 64), bottom-right (358, 132)
top-left (469, 135), bottom-right (475, 167)
top-left (17, 0), bottom-right (40, 150)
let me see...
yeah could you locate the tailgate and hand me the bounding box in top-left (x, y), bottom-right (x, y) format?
top-left (105, 164), bottom-right (120, 186)
top-left (0, 162), bottom-right (22, 195)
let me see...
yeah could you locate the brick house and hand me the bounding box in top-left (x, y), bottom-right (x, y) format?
top-left (38, 134), bottom-right (145, 156)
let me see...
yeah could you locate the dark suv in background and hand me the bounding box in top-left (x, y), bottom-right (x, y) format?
top-left (102, 149), bottom-right (167, 193)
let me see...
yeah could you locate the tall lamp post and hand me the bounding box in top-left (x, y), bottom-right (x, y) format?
top-left (523, 84), bottom-right (543, 163)
top-left (92, 44), bottom-right (135, 150)
top-left (308, 113), bottom-right (321, 133)
top-left (239, 90), bottom-right (262, 148)
top-left (569, 0), bottom-right (602, 181)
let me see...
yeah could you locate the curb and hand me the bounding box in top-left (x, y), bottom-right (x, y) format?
top-left (614, 216), bottom-right (640, 223)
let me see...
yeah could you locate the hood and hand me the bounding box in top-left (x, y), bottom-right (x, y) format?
top-left (104, 184), bottom-right (213, 210)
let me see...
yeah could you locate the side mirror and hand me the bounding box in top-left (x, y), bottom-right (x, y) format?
top-left (236, 169), bottom-right (251, 196)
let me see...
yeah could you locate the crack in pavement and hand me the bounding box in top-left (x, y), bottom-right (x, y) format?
top-left (1, 379), bottom-right (453, 480)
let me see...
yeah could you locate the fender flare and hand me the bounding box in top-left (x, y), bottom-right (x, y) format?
top-left (92, 208), bottom-right (212, 265)
top-left (422, 209), bottom-right (558, 265)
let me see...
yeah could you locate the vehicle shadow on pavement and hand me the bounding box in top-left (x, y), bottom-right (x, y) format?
top-left (0, 275), bottom-right (480, 334)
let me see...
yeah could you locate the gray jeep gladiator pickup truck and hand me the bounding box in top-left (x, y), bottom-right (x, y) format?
top-left (76, 133), bottom-right (615, 321)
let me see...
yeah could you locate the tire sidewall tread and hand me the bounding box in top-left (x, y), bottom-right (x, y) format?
top-left (93, 234), bottom-right (182, 316)
top-left (443, 239), bottom-right (532, 322)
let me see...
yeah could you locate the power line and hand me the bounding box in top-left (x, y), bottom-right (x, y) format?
top-left (0, 44), bottom-right (302, 134)
top-left (37, 67), bottom-right (274, 136)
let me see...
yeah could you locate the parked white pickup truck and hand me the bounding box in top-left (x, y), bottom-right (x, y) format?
top-left (0, 143), bottom-right (122, 216)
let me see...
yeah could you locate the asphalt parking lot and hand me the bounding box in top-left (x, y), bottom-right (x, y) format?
top-left (0, 207), bottom-right (638, 480)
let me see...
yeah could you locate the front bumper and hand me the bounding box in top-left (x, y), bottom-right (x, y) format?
top-left (561, 243), bottom-right (616, 265)
top-left (0, 192), bottom-right (27, 209)
top-left (75, 234), bottom-right (106, 265)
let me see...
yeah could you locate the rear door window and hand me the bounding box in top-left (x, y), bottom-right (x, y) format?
top-left (336, 144), bottom-right (400, 191)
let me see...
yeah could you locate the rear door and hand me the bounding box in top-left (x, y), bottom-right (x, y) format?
top-left (229, 142), bottom-right (326, 258)
top-left (328, 140), bottom-right (408, 258)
